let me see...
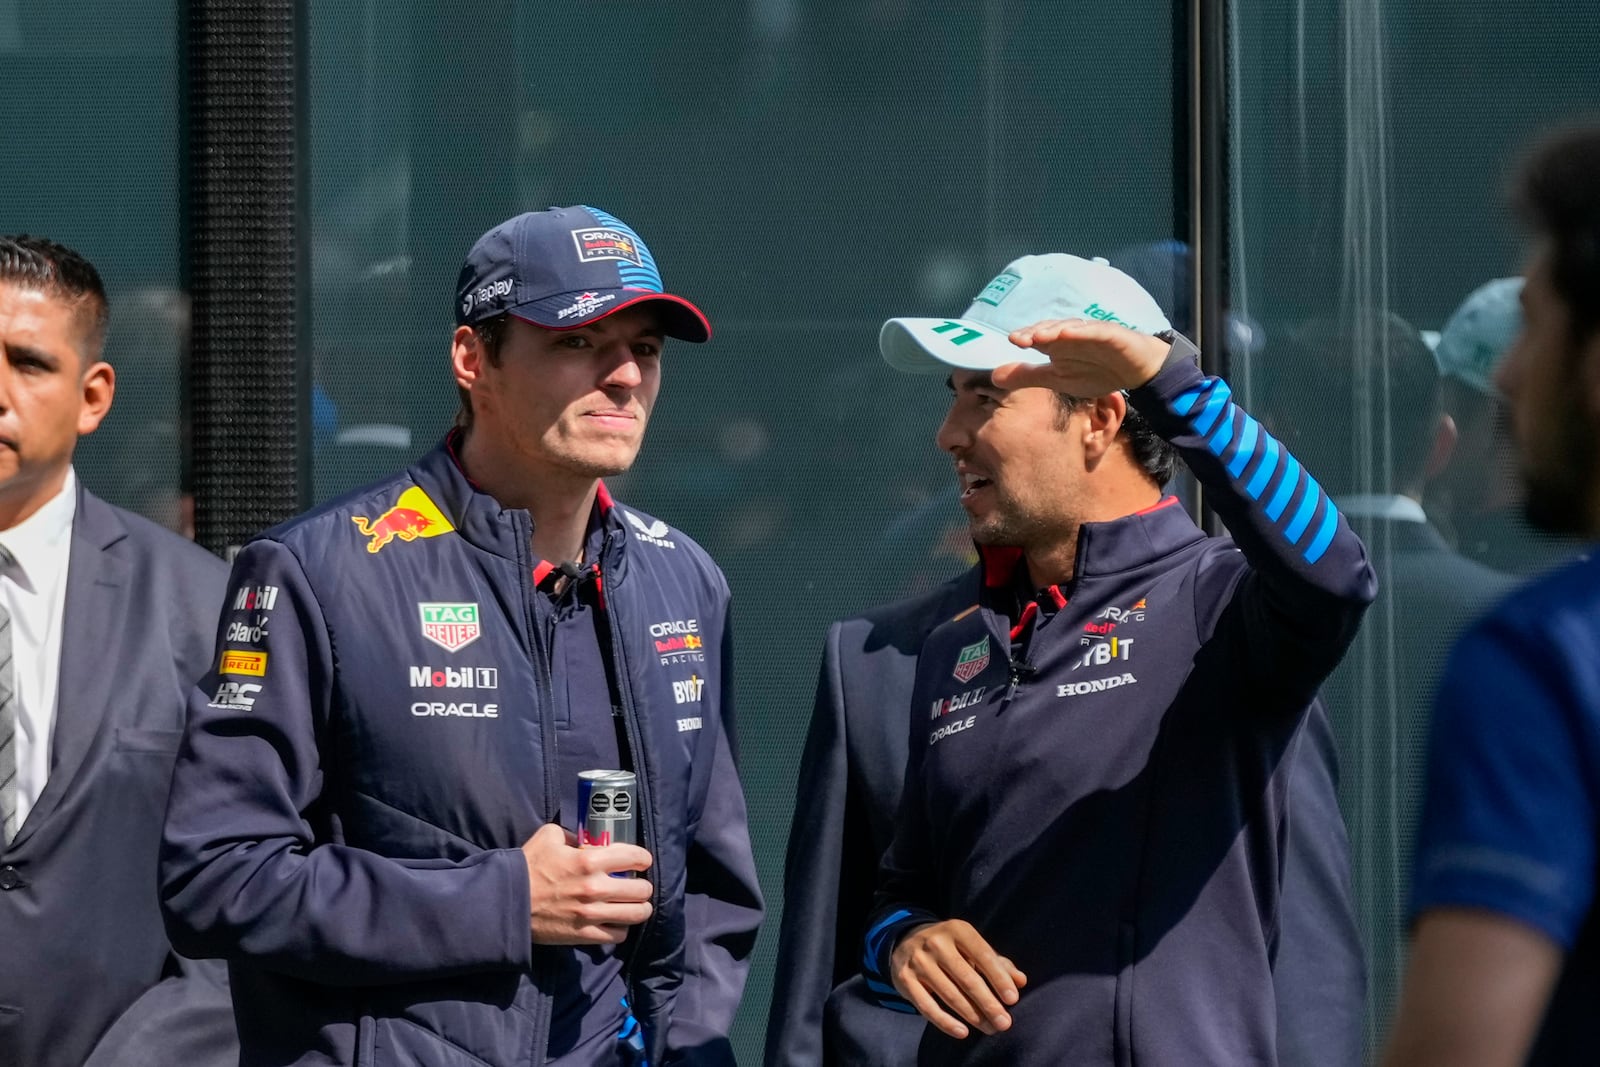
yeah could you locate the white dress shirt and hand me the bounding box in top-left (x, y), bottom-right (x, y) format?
top-left (1332, 493), bottom-right (1428, 524)
top-left (0, 468), bottom-right (77, 830)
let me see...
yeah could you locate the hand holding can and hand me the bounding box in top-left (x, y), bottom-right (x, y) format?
top-left (521, 815), bottom-right (652, 945)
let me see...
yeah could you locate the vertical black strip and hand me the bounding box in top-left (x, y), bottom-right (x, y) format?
top-left (185, 0), bottom-right (306, 555)
top-left (1190, 0), bottom-right (1231, 534)
top-left (1171, 0), bottom-right (1193, 254)
top-left (293, 0), bottom-right (313, 510)
top-left (1195, 0), bottom-right (1230, 379)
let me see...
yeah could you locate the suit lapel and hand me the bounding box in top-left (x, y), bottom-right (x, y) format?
top-left (12, 489), bottom-right (131, 846)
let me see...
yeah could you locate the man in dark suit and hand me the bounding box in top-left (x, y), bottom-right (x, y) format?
top-left (0, 235), bottom-right (233, 1066)
top-left (1259, 313), bottom-right (1514, 1047)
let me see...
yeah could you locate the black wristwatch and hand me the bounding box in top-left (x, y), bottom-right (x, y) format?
top-left (1153, 329), bottom-right (1200, 373)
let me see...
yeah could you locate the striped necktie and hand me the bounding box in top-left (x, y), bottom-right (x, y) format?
top-left (0, 543), bottom-right (16, 845)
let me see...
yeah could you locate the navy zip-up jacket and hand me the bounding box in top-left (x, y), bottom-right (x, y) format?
top-left (159, 442), bottom-right (763, 1067)
top-left (864, 348), bottom-right (1377, 1065)
top-left (764, 573), bottom-right (1364, 1067)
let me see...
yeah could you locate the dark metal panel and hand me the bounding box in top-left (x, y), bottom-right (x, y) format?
top-left (185, 0), bottom-right (307, 555)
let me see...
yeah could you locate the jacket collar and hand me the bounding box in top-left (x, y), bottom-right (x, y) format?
top-left (409, 434), bottom-right (630, 586)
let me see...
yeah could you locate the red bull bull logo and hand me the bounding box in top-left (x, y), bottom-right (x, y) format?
top-left (352, 486), bottom-right (455, 554)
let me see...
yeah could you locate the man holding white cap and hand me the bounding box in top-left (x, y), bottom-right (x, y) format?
top-left (860, 254), bottom-right (1376, 1064)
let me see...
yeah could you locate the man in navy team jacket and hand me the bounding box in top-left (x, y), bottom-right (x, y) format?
top-left (160, 207), bottom-right (763, 1067)
top-left (860, 254), bottom-right (1376, 1064)
top-left (764, 581), bottom-right (1365, 1067)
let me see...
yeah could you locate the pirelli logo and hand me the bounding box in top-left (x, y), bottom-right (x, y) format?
top-left (220, 650), bottom-right (268, 677)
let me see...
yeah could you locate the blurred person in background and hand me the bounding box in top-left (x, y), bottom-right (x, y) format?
top-left (0, 235), bottom-right (233, 1067)
top-left (1258, 312), bottom-right (1513, 1043)
top-left (1426, 276), bottom-right (1581, 576)
top-left (1384, 124), bottom-right (1600, 1067)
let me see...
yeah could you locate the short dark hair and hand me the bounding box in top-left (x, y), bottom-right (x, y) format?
top-left (454, 313), bottom-right (508, 429)
top-left (0, 234), bottom-right (111, 360)
top-left (1053, 393), bottom-right (1180, 487)
top-left (1514, 125), bottom-right (1600, 346)
top-left (1257, 313), bottom-right (1440, 498)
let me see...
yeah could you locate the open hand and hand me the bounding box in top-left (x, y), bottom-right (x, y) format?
top-left (891, 919), bottom-right (1028, 1039)
top-left (993, 318), bottom-right (1172, 397)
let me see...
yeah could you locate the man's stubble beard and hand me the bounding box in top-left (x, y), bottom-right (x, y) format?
top-left (966, 486), bottom-right (1056, 551)
top-left (1523, 394), bottom-right (1600, 537)
top-left (545, 422), bottom-right (648, 481)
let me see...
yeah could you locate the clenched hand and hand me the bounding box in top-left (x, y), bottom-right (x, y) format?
top-left (521, 823), bottom-right (653, 945)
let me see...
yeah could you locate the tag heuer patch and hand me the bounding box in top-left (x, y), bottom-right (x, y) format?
top-left (953, 637), bottom-right (991, 682)
top-left (420, 602), bottom-right (481, 653)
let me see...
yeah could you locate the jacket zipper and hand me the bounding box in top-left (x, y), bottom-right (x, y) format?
top-left (516, 513), bottom-right (558, 1067)
top-left (598, 554), bottom-right (659, 1055)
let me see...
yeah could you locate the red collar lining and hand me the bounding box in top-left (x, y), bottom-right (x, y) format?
top-left (1135, 494), bottom-right (1181, 516)
top-left (979, 545), bottom-right (1024, 587)
top-left (1010, 601), bottom-right (1039, 641)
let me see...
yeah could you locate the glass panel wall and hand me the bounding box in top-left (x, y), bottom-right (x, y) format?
top-left (308, 2), bottom-right (1178, 1056)
top-left (1228, 0), bottom-right (1600, 1048)
top-left (0, 0), bottom-right (186, 531)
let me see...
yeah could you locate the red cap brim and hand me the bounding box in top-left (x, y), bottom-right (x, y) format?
top-left (511, 290), bottom-right (711, 343)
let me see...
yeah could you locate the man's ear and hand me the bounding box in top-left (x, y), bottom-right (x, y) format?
top-left (1082, 392), bottom-right (1128, 462)
top-left (452, 325), bottom-right (484, 393)
top-left (1423, 412), bottom-right (1458, 481)
top-left (76, 361), bottom-right (115, 437)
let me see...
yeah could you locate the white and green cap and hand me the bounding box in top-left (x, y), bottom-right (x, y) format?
top-left (1434, 277), bottom-right (1523, 397)
top-left (879, 253), bottom-right (1172, 374)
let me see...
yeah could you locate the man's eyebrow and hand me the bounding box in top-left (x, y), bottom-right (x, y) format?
top-left (947, 372), bottom-right (998, 394)
top-left (577, 319), bottom-right (665, 340)
top-left (4, 343), bottom-right (62, 370)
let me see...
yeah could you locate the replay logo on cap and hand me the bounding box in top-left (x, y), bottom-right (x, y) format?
top-left (879, 253), bottom-right (1171, 373)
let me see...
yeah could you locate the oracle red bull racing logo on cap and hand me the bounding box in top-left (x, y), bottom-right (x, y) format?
top-left (952, 637), bottom-right (991, 683)
top-left (420, 602), bottom-right (481, 653)
top-left (572, 228), bottom-right (643, 267)
top-left (352, 486), bottom-right (455, 553)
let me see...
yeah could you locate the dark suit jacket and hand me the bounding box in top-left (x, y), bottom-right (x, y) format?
top-left (0, 488), bottom-right (233, 1067)
top-left (765, 568), bottom-right (1365, 1067)
top-left (1323, 514), bottom-right (1514, 1043)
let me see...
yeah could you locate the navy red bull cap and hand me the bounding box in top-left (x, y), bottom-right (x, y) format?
top-left (455, 205), bottom-right (710, 342)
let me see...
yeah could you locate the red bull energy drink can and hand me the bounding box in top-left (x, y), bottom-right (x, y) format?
top-left (578, 770), bottom-right (636, 849)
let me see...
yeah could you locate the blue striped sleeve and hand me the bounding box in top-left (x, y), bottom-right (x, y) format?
top-left (860, 905), bottom-right (939, 1010)
top-left (1127, 340), bottom-right (1375, 606)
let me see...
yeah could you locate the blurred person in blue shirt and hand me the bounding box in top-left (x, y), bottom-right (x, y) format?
top-left (1384, 124), bottom-right (1600, 1067)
